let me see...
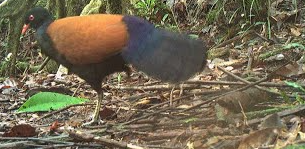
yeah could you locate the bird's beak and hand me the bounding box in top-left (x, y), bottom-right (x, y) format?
top-left (21, 24), bottom-right (30, 35)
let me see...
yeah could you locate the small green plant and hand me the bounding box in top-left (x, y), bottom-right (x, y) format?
top-left (206, 0), bottom-right (271, 37)
top-left (135, 0), bottom-right (157, 20)
top-left (135, 0), bottom-right (171, 24)
top-left (0, 53), bottom-right (11, 76)
top-left (285, 81), bottom-right (305, 104)
top-left (283, 43), bottom-right (305, 50)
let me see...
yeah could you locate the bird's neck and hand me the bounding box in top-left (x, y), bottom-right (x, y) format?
top-left (40, 19), bottom-right (53, 29)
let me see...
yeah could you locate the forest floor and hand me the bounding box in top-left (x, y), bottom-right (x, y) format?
top-left (1, 2), bottom-right (305, 149)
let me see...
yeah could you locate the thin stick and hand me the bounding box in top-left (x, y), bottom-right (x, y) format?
top-left (65, 128), bottom-right (144, 149)
top-left (170, 86), bottom-right (175, 106)
top-left (183, 62), bottom-right (291, 112)
top-left (238, 100), bottom-right (248, 126)
top-left (109, 80), bottom-right (303, 91)
top-left (37, 103), bottom-right (95, 121)
top-left (36, 57), bottom-right (50, 72)
top-left (72, 82), bottom-right (85, 97)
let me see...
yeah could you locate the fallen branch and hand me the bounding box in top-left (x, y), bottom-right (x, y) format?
top-left (247, 105), bottom-right (305, 126)
top-left (0, 135), bottom-right (104, 148)
top-left (108, 84), bottom-right (203, 91)
top-left (109, 80), bottom-right (300, 91)
top-left (65, 128), bottom-right (144, 149)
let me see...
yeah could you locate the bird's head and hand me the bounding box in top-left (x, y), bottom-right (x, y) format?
top-left (22, 7), bottom-right (53, 35)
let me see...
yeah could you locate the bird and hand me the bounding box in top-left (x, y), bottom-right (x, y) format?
top-left (22, 7), bottom-right (207, 125)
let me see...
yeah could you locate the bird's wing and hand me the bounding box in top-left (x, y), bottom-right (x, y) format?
top-left (46, 14), bottom-right (128, 65)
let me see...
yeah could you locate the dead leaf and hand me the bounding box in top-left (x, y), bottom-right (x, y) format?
top-left (291, 27), bottom-right (301, 36)
top-left (259, 113), bottom-right (286, 130)
top-left (238, 128), bottom-right (279, 149)
top-left (99, 107), bottom-right (117, 120)
top-left (0, 122), bottom-right (12, 131)
top-left (275, 62), bottom-right (305, 77)
top-left (66, 118), bottom-right (83, 127)
top-left (209, 139), bottom-right (241, 149)
top-left (275, 116), bottom-right (301, 147)
top-left (217, 88), bottom-right (272, 113)
top-left (65, 127), bottom-right (94, 142)
top-left (50, 121), bottom-right (60, 133)
top-left (135, 97), bottom-right (162, 109)
top-left (3, 124), bottom-right (37, 137)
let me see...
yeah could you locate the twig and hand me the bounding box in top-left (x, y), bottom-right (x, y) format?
top-left (213, 30), bottom-right (253, 49)
top-left (0, 135), bottom-right (104, 148)
top-left (238, 100), bottom-right (248, 126)
top-left (247, 105), bottom-right (305, 126)
top-left (108, 84), bottom-right (203, 91)
top-left (217, 63), bottom-right (297, 98)
top-left (37, 103), bottom-right (95, 121)
top-left (183, 62), bottom-right (293, 111)
top-left (72, 82), bottom-right (85, 97)
top-left (110, 80), bottom-right (303, 91)
top-left (36, 57), bottom-right (50, 72)
top-left (65, 128), bottom-right (144, 149)
top-left (122, 107), bottom-right (173, 125)
top-left (217, 66), bottom-right (270, 91)
top-left (246, 46), bottom-right (254, 72)
top-left (170, 86), bottom-right (175, 106)
top-left (149, 90), bottom-right (225, 110)
top-left (183, 77), bottom-right (270, 112)
top-left (38, 92), bottom-right (158, 121)
top-left (185, 80), bottom-right (300, 88)
top-left (0, 141), bottom-right (30, 148)
top-left (124, 118), bottom-right (215, 131)
top-left (123, 92), bottom-right (157, 102)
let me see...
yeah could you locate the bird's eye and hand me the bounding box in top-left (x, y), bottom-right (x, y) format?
top-left (29, 15), bottom-right (35, 21)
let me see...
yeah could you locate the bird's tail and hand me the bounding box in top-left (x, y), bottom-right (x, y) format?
top-left (122, 17), bottom-right (207, 83)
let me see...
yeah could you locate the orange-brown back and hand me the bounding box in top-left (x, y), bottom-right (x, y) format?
top-left (46, 14), bottom-right (128, 65)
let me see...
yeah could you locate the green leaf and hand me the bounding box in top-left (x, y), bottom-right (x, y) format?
top-left (17, 92), bottom-right (88, 113)
top-left (285, 81), bottom-right (305, 92)
top-left (283, 43), bottom-right (305, 50)
top-left (182, 117), bottom-right (198, 123)
top-left (162, 14), bottom-right (169, 22)
top-left (189, 34), bottom-right (199, 39)
top-left (280, 91), bottom-right (291, 104)
top-left (254, 21), bottom-right (266, 26)
top-left (117, 73), bottom-right (122, 83)
top-left (295, 93), bottom-right (305, 104)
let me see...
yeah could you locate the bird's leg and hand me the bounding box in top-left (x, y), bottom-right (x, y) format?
top-left (93, 90), bottom-right (103, 122)
top-left (82, 90), bottom-right (103, 126)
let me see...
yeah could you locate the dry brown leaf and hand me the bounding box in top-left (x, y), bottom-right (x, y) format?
top-left (206, 136), bottom-right (241, 149)
top-left (259, 113), bottom-right (286, 130)
top-left (99, 107), bottom-right (117, 120)
top-left (275, 62), bottom-right (305, 77)
top-left (238, 128), bottom-right (279, 149)
top-left (3, 124), bottom-right (37, 137)
top-left (290, 27), bottom-right (301, 36)
top-left (216, 88), bottom-right (272, 113)
top-left (275, 117), bottom-right (301, 148)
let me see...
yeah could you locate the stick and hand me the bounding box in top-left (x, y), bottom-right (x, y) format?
top-left (36, 57), bottom-right (50, 72)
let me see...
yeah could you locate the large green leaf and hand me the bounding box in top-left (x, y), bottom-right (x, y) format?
top-left (17, 92), bottom-right (89, 113)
